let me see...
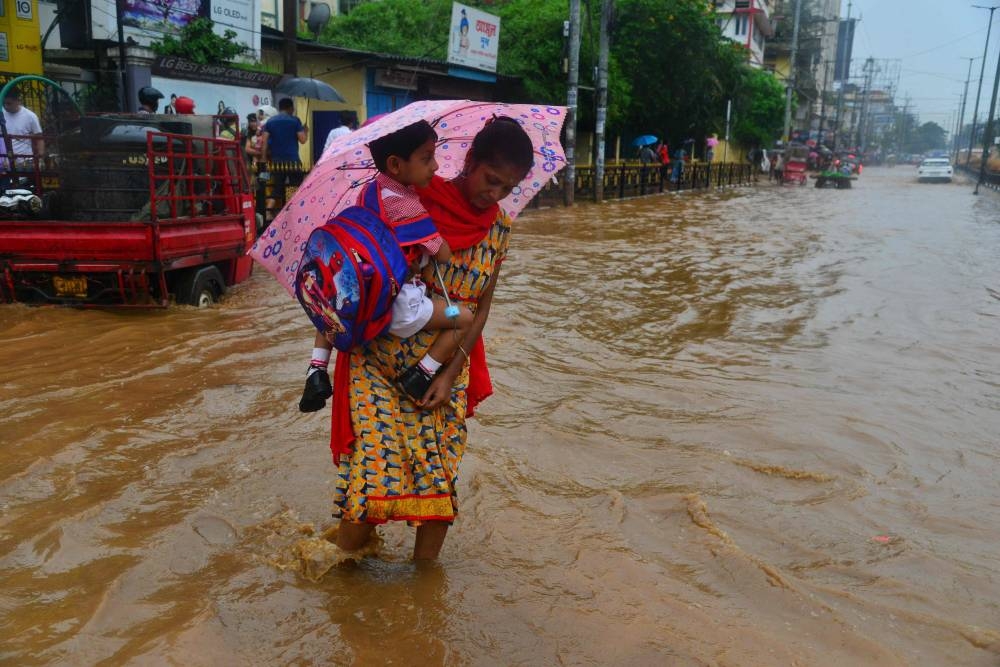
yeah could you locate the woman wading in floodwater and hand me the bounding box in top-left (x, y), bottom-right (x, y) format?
top-left (330, 117), bottom-right (535, 560)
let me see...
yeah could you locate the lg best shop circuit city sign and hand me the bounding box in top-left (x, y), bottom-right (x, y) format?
top-left (447, 2), bottom-right (501, 73)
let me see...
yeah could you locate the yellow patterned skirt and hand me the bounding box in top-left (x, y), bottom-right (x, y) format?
top-left (334, 327), bottom-right (469, 525)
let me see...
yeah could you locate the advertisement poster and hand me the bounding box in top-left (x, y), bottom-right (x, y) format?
top-left (91, 0), bottom-right (260, 58)
top-left (151, 76), bottom-right (272, 123)
top-left (121, 0), bottom-right (209, 39)
top-left (446, 2), bottom-right (500, 73)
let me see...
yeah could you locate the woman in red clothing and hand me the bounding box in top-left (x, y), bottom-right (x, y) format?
top-left (657, 141), bottom-right (670, 166)
top-left (332, 118), bottom-right (535, 561)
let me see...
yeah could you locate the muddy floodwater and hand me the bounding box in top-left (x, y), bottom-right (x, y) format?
top-left (3, 168), bottom-right (1000, 665)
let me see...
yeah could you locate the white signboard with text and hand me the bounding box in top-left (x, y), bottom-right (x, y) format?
top-left (446, 2), bottom-right (500, 73)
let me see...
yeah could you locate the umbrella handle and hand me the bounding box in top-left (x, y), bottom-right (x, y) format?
top-left (432, 259), bottom-right (460, 319)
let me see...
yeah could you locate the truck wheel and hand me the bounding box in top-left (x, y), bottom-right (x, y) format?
top-left (176, 266), bottom-right (225, 307)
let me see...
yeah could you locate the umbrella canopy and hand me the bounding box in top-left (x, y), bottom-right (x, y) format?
top-left (631, 134), bottom-right (658, 147)
top-left (275, 76), bottom-right (346, 102)
top-left (250, 99), bottom-right (568, 296)
top-left (706, 136), bottom-right (719, 147)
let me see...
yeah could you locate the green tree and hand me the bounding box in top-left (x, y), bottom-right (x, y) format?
top-left (318, 0), bottom-right (770, 150)
top-left (611, 0), bottom-right (745, 146)
top-left (732, 66), bottom-right (787, 148)
top-left (320, 0), bottom-right (577, 106)
top-left (905, 121), bottom-right (947, 154)
top-left (150, 18), bottom-right (249, 64)
top-left (320, 0), bottom-right (450, 58)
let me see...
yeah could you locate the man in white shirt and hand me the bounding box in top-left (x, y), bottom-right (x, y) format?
top-left (2, 87), bottom-right (44, 166)
top-left (322, 115), bottom-right (352, 155)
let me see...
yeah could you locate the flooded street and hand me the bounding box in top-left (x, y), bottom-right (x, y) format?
top-left (3, 167), bottom-right (1000, 665)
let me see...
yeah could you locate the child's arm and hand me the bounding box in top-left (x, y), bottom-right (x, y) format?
top-left (431, 236), bottom-right (453, 263)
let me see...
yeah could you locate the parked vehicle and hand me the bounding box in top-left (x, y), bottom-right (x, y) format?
top-left (0, 77), bottom-right (256, 307)
top-left (782, 144), bottom-right (810, 186)
top-left (917, 158), bottom-right (953, 183)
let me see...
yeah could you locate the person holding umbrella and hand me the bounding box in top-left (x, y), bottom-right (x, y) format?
top-left (324, 118), bottom-right (539, 560)
top-left (705, 134), bottom-right (719, 163)
top-left (249, 101), bottom-right (568, 560)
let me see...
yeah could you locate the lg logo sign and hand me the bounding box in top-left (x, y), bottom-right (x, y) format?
top-left (16, 0), bottom-right (33, 21)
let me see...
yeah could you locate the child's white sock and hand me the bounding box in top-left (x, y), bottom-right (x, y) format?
top-left (418, 354), bottom-right (442, 375)
top-left (308, 347), bottom-right (332, 375)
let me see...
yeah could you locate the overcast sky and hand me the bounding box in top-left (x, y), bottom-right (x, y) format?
top-left (845, 0), bottom-right (995, 131)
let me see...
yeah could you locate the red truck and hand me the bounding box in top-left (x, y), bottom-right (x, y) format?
top-left (0, 86), bottom-right (256, 307)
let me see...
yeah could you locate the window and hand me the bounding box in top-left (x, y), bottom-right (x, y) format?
top-left (735, 15), bottom-right (748, 36)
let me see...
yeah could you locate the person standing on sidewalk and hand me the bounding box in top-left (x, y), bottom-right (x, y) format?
top-left (260, 97), bottom-right (308, 218)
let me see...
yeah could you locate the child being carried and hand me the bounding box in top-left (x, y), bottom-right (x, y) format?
top-left (300, 120), bottom-right (474, 410)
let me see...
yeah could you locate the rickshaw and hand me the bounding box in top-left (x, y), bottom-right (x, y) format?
top-left (783, 144), bottom-right (810, 186)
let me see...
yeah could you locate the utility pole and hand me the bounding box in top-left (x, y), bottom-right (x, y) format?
top-left (955, 56), bottom-right (976, 163)
top-left (782, 0), bottom-right (803, 144)
top-left (897, 95), bottom-right (910, 156)
top-left (856, 57), bottom-right (874, 152)
top-left (723, 98), bottom-right (732, 163)
top-left (968, 5), bottom-right (999, 167)
top-left (975, 26), bottom-right (1000, 194)
top-left (283, 0), bottom-right (298, 75)
top-left (115, 0), bottom-right (129, 111)
top-left (564, 0), bottom-right (581, 206)
top-left (818, 59), bottom-right (832, 146)
top-left (833, 0), bottom-right (853, 152)
top-left (594, 0), bottom-right (611, 203)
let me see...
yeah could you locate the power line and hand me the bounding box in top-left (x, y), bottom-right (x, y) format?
top-left (898, 27), bottom-right (988, 60)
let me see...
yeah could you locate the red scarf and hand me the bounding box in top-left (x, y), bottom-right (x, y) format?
top-left (329, 176), bottom-right (499, 463)
top-left (417, 176), bottom-right (498, 250)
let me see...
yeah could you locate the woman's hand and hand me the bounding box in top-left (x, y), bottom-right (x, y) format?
top-left (420, 370), bottom-right (456, 410)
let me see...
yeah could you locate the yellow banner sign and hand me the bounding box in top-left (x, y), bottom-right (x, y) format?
top-left (0, 0), bottom-right (42, 75)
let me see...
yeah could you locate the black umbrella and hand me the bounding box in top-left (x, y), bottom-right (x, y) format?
top-left (275, 77), bottom-right (346, 102)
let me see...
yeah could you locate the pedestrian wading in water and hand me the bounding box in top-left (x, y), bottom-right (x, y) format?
top-left (332, 117), bottom-right (535, 560)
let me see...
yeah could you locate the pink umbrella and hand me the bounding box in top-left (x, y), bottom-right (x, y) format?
top-left (706, 136), bottom-right (719, 147)
top-left (250, 99), bottom-right (568, 296)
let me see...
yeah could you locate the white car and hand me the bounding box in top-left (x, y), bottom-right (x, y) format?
top-left (918, 158), bottom-right (953, 182)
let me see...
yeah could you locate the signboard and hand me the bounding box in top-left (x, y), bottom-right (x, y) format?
top-left (375, 69), bottom-right (418, 91)
top-left (834, 19), bottom-right (856, 82)
top-left (447, 2), bottom-right (500, 73)
top-left (153, 56), bottom-right (282, 89)
top-left (0, 0), bottom-right (42, 74)
top-left (209, 0), bottom-right (260, 58)
top-left (151, 75), bottom-right (272, 122)
top-left (91, 0), bottom-right (261, 58)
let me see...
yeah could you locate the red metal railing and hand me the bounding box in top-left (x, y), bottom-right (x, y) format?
top-left (145, 131), bottom-right (249, 223)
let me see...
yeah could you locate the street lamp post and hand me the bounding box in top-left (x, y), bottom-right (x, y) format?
top-left (954, 56), bottom-right (977, 163)
top-left (975, 24), bottom-right (1000, 194)
top-left (968, 5), bottom-right (1000, 167)
top-left (782, 0), bottom-right (804, 144)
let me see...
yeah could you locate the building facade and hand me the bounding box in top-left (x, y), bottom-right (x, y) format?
top-left (713, 0), bottom-right (774, 68)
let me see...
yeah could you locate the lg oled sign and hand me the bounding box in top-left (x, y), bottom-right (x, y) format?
top-left (91, 0), bottom-right (261, 58)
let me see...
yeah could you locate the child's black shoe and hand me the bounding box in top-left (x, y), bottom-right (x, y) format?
top-left (299, 368), bottom-right (333, 413)
top-left (397, 364), bottom-right (434, 403)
